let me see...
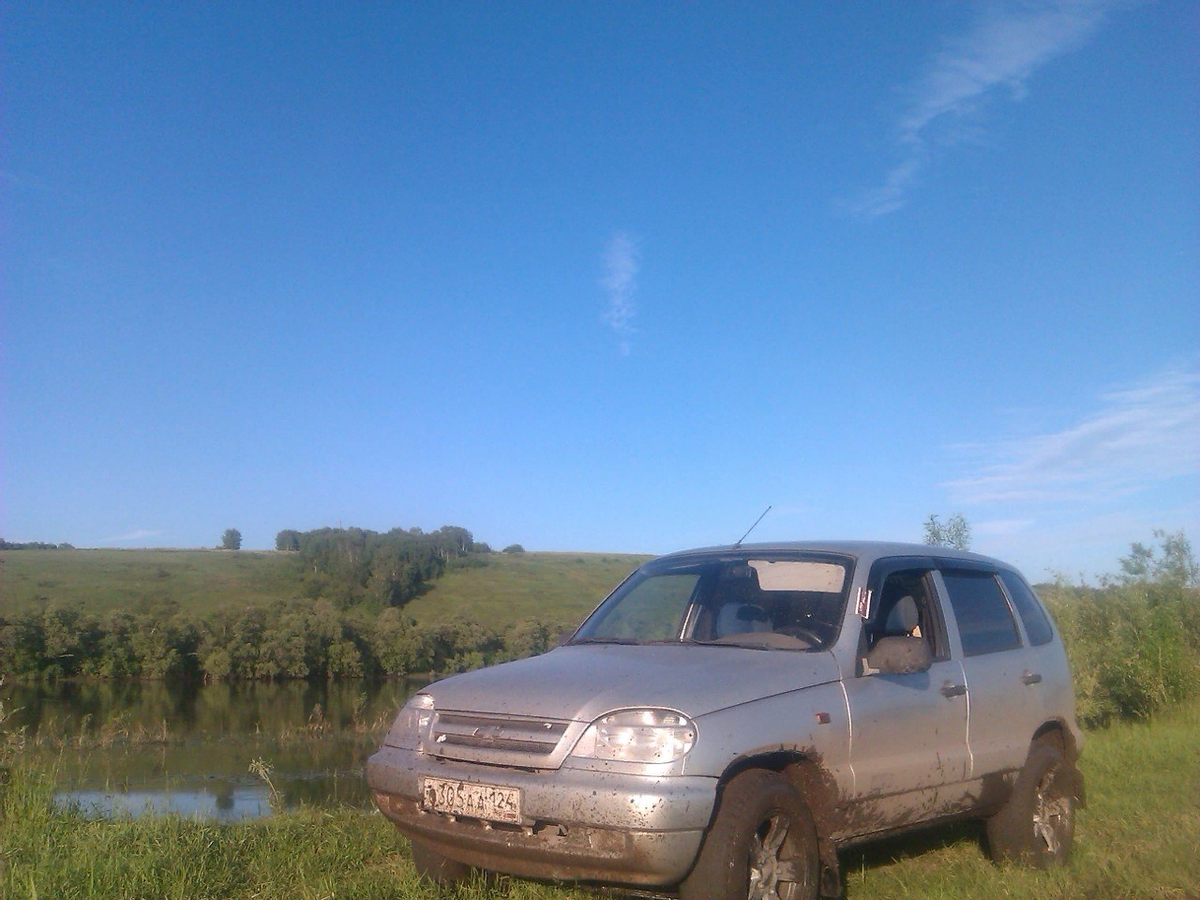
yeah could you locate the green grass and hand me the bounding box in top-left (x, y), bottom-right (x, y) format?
top-left (0, 550), bottom-right (307, 618)
top-left (404, 552), bottom-right (649, 631)
top-left (838, 702), bottom-right (1200, 900)
top-left (4, 703), bottom-right (1198, 899)
top-left (0, 763), bottom-right (590, 900)
top-left (0, 549), bottom-right (648, 633)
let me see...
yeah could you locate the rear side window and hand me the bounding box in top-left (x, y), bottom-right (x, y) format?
top-left (999, 570), bottom-right (1054, 646)
top-left (941, 570), bottom-right (1021, 656)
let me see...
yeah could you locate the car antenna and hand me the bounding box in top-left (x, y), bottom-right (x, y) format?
top-left (733, 506), bottom-right (772, 547)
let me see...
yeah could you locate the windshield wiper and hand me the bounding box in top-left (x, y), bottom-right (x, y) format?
top-left (688, 637), bottom-right (775, 650)
top-left (569, 637), bottom-right (641, 645)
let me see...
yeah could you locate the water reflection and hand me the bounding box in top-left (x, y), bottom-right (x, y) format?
top-left (2, 679), bottom-right (416, 739)
top-left (58, 786), bottom-right (273, 822)
top-left (2, 679), bottom-right (421, 819)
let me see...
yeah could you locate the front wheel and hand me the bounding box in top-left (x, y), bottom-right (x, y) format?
top-left (680, 769), bottom-right (819, 900)
top-left (985, 741), bottom-right (1077, 867)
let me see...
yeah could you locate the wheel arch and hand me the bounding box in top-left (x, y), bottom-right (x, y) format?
top-left (713, 751), bottom-right (843, 897)
top-left (1031, 720), bottom-right (1086, 807)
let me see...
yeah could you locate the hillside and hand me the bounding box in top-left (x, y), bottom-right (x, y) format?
top-left (0, 549), bottom-right (306, 617)
top-left (0, 549), bottom-right (648, 632)
top-left (403, 551), bottom-right (649, 630)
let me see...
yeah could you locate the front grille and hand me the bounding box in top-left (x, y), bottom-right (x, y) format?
top-left (431, 712), bottom-right (569, 756)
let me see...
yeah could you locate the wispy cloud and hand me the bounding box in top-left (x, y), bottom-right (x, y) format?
top-left (602, 233), bottom-right (640, 354)
top-left (849, 0), bottom-right (1125, 217)
top-left (946, 365), bottom-right (1200, 504)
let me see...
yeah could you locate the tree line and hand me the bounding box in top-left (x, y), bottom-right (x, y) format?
top-left (0, 541), bottom-right (75, 551)
top-left (275, 525), bottom-right (487, 609)
top-left (0, 524), bottom-right (541, 684)
top-left (3, 524), bottom-right (1197, 728)
top-left (0, 599), bottom-right (568, 684)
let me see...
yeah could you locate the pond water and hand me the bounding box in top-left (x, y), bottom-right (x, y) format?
top-left (1, 678), bottom-right (420, 820)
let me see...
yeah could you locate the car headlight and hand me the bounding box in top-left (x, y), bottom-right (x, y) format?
top-left (570, 709), bottom-right (696, 763)
top-left (385, 693), bottom-right (434, 750)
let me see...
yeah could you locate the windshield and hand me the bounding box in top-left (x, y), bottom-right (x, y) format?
top-left (571, 553), bottom-right (852, 651)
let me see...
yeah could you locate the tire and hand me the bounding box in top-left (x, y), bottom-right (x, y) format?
top-left (409, 837), bottom-right (474, 885)
top-left (680, 770), bottom-right (819, 900)
top-left (985, 741), bottom-right (1077, 868)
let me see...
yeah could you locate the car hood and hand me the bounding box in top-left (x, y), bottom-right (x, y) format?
top-left (423, 643), bottom-right (841, 723)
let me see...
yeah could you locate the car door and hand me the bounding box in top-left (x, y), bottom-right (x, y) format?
top-left (996, 567), bottom-right (1077, 736)
top-left (842, 558), bottom-right (971, 832)
top-left (933, 567), bottom-right (1042, 779)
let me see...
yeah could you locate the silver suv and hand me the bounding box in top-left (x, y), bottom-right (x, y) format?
top-left (368, 542), bottom-right (1084, 899)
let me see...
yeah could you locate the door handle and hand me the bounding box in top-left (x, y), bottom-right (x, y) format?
top-left (1022, 671), bottom-right (1043, 685)
top-left (941, 682), bottom-right (966, 698)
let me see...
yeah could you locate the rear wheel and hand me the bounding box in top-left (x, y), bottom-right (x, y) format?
top-left (409, 838), bottom-right (474, 885)
top-left (985, 741), bottom-right (1076, 867)
top-left (680, 770), bottom-right (819, 900)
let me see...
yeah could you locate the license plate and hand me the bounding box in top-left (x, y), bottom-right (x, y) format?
top-left (421, 776), bottom-right (522, 824)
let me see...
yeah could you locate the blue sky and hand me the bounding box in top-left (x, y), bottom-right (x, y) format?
top-left (3, 1), bottom-right (1196, 581)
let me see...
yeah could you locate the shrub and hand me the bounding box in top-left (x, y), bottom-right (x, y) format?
top-left (1043, 535), bottom-right (1200, 725)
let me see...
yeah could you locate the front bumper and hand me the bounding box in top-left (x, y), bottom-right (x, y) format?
top-left (367, 745), bottom-right (716, 885)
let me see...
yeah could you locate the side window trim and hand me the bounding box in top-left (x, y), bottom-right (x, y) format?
top-left (863, 556), bottom-right (949, 662)
top-left (928, 570), bottom-right (964, 660)
top-left (866, 555), bottom-right (936, 598)
top-left (997, 568), bottom-right (1056, 647)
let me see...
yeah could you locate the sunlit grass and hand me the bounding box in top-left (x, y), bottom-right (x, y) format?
top-left (839, 702), bottom-right (1200, 899)
top-left (1, 549), bottom-right (307, 618)
top-left (4, 703), bottom-right (1197, 899)
top-left (402, 551), bottom-right (649, 631)
top-left (0, 547), bottom-right (646, 633)
top-left (0, 761), bottom-right (589, 900)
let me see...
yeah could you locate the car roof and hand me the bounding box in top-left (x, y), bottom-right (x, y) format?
top-left (652, 540), bottom-right (1016, 572)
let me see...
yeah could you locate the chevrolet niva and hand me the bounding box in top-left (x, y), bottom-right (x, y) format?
top-left (368, 541), bottom-right (1084, 899)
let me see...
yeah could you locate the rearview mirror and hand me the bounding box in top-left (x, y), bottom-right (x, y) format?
top-left (864, 635), bottom-right (933, 675)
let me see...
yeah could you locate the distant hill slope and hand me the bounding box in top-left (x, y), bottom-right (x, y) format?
top-left (0, 549), bottom-right (307, 617)
top-left (402, 551), bottom-right (649, 630)
top-left (0, 549), bottom-right (649, 632)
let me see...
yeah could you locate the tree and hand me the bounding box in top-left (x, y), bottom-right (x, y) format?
top-left (1118, 529), bottom-right (1199, 587)
top-left (433, 525), bottom-right (474, 559)
top-left (502, 544), bottom-right (526, 554)
top-left (221, 528), bottom-right (243, 551)
top-left (923, 513), bottom-right (971, 550)
top-left (275, 529), bottom-right (300, 552)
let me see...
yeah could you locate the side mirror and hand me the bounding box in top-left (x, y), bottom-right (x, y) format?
top-left (864, 635), bottom-right (933, 675)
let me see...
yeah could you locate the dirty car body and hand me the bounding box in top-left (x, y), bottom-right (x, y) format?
top-left (367, 542), bottom-right (1085, 897)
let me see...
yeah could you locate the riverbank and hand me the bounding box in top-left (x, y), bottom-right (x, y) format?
top-left (1, 757), bottom-right (593, 900)
top-left (0, 678), bottom-right (410, 820)
top-left (3, 702), bottom-right (1197, 899)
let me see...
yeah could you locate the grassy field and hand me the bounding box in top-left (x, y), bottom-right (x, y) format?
top-left (836, 701), bottom-right (1200, 900)
top-left (404, 552), bottom-right (648, 630)
top-left (0, 549), bottom-right (648, 632)
top-left (3, 702), bottom-right (1197, 899)
top-left (0, 549), bottom-right (307, 618)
